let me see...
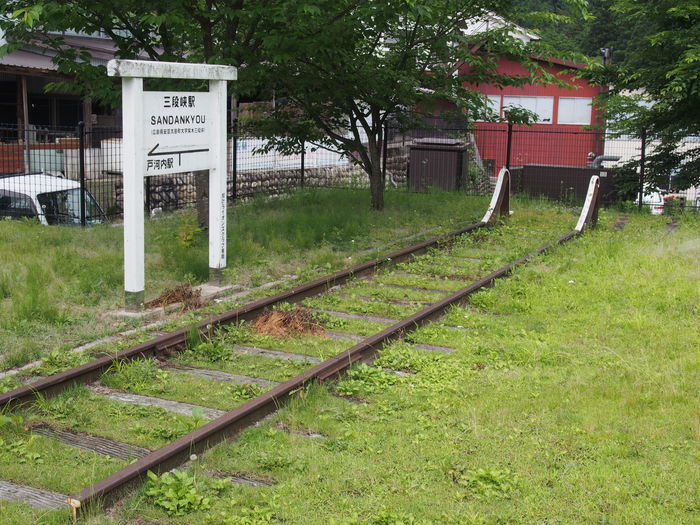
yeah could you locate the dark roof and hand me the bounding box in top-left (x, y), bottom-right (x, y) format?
top-left (0, 33), bottom-right (151, 76)
top-left (0, 48), bottom-right (58, 73)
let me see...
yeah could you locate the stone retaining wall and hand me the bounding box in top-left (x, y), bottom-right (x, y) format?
top-left (111, 161), bottom-right (382, 216)
top-left (107, 145), bottom-right (491, 217)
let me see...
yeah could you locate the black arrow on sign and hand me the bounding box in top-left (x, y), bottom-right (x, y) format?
top-left (147, 143), bottom-right (209, 166)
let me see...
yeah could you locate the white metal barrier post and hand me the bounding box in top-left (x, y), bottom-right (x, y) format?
top-left (108, 60), bottom-right (237, 311)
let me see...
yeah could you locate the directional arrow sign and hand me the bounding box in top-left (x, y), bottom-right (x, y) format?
top-left (147, 143), bottom-right (210, 169)
top-left (142, 91), bottom-right (214, 176)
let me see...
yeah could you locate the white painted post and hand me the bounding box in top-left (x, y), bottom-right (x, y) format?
top-left (575, 176), bottom-right (600, 232)
top-left (481, 167), bottom-right (510, 224)
top-left (122, 77), bottom-right (145, 310)
top-left (208, 80), bottom-right (227, 283)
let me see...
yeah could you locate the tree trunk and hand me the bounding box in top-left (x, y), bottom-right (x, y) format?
top-left (368, 145), bottom-right (384, 211)
top-left (370, 166), bottom-right (384, 210)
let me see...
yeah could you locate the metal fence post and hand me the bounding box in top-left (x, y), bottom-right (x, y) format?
top-left (232, 118), bottom-right (238, 201)
top-left (78, 121), bottom-right (86, 226)
top-left (382, 121), bottom-right (388, 185)
top-left (638, 128), bottom-right (646, 209)
top-left (300, 139), bottom-right (305, 189)
top-left (506, 122), bottom-right (513, 171)
top-left (145, 176), bottom-right (151, 214)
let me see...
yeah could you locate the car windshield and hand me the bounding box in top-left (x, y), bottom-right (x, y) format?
top-left (644, 193), bottom-right (663, 205)
top-left (0, 189), bottom-right (37, 219)
top-left (37, 188), bottom-right (105, 225)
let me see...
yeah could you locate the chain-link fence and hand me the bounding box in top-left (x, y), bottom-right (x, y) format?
top-left (1, 121), bottom-right (697, 224)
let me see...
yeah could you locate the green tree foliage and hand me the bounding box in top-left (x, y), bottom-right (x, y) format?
top-left (514, 1), bottom-right (699, 191)
top-left (584, 0), bottom-right (700, 190)
top-left (244, 0), bottom-right (575, 209)
top-left (0, 0), bottom-right (270, 105)
top-left (511, 0), bottom-right (593, 56)
top-left (511, 0), bottom-right (646, 64)
top-left (0, 0), bottom-right (583, 209)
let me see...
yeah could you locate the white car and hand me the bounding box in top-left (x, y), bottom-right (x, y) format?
top-left (0, 173), bottom-right (106, 225)
top-left (637, 189), bottom-right (664, 215)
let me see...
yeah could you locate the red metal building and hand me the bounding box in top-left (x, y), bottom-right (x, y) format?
top-left (458, 56), bottom-right (606, 174)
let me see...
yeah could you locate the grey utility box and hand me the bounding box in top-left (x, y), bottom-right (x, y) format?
top-left (408, 138), bottom-right (468, 192)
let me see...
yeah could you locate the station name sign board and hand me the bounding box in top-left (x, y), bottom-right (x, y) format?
top-left (143, 91), bottom-right (213, 176)
top-left (108, 59), bottom-right (236, 311)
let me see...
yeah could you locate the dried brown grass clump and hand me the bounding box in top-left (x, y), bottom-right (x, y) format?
top-left (144, 284), bottom-right (203, 311)
top-left (253, 307), bottom-right (325, 338)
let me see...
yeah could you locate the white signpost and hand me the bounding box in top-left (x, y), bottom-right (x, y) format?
top-left (107, 60), bottom-right (237, 310)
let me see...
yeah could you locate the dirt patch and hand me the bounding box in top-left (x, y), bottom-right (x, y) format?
top-left (333, 393), bottom-right (367, 404)
top-left (274, 421), bottom-right (325, 438)
top-left (87, 383), bottom-right (113, 396)
top-left (613, 216), bottom-right (629, 230)
top-left (208, 469), bottom-right (275, 486)
top-left (253, 307), bottom-right (325, 338)
top-left (144, 284), bottom-right (203, 311)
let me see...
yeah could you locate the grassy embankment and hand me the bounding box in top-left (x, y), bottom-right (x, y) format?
top-left (0, 188), bottom-right (488, 372)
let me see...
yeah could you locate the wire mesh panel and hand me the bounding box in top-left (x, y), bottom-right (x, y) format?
top-left (232, 125), bottom-right (371, 197)
top-left (0, 124), bottom-right (78, 175)
top-left (1, 120), bottom-right (697, 221)
top-left (509, 128), bottom-right (605, 168)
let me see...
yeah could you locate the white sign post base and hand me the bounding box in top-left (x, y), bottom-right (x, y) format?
top-left (108, 60), bottom-right (237, 310)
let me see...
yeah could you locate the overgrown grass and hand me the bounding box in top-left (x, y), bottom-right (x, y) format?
top-left (303, 294), bottom-right (418, 319)
top-left (0, 426), bottom-right (124, 494)
top-left (91, 211), bottom-right (699, 524)
top-left (339, 282), bottom-right (446, 303)
top-left (23, 385), bottom-right (203, 450)
top-left (175, 351), bottom-right (311, 383)
top-left (0, 188), bottom-right (488, 370)
top-left (102, 358), bottom-right (266, 411)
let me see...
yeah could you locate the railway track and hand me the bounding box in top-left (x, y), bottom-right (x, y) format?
top-left (0, 172), bottom-right (601, 519)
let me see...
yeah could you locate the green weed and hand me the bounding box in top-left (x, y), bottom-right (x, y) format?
top-left (191, 340), bottom-right (233, 362)
top-left (0, 270), bottom-right (10, 299)
top-left (0, 412), bottom-right (23, 432)
top-left (176, 209), bottom-right (203, 247)
top-left (0, 436), bottom-right (44, 465)
top-left (186, 325), bottom-right (203, 350)
top-left (0, 377), bottom-right (20, 394)
top-left (335, 364), bottom-right (401, 397)
top-left (310, 310), bottom-right (350, 330)
top-left (103, 358), bottom-right (167, 392)
top-left (222, 322), bottom-right (255, 344)
top-left (33, 349), bottom-right (91, 375)
top-left (272, 301), bottom-right (296, 312)
top-left (334, 510), bottom-right (430, 525)
top-left (145, 469), bottom-right (228, 516)
top-left (374, 344), bottom-right (442, 372)
top-left (33, 391), bottom-right (76, 422)
top-left (448, 467), bottom-right (520, 499)
top-left (206, 495), bottom-right (280, 525)
top-left (175, 350), bottom-right (310, 383)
